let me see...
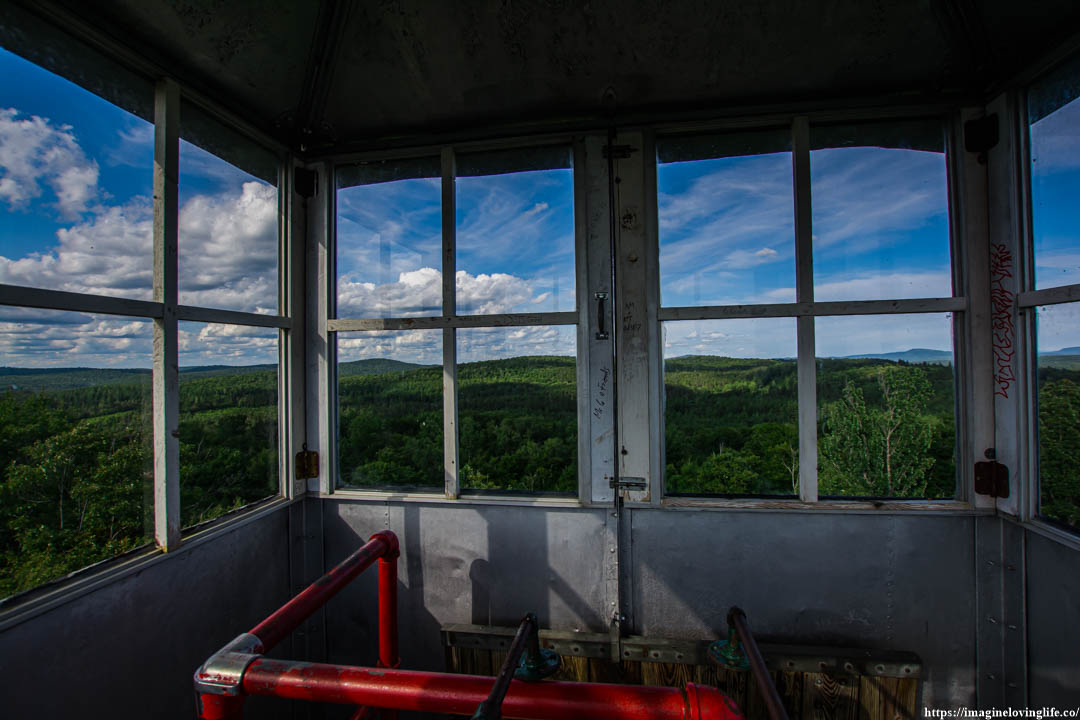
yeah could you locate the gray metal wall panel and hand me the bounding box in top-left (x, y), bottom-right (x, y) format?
top-left (1026, 530), bottom-right (1080, 706)
top-left (323, 501), bottom-right (610, 672)
top-left (324, 500), bottom-right (978, 710)
top-left (631, 510), bottom-right (976, 708)
top-left (0, 507), bottom-right (293, 720)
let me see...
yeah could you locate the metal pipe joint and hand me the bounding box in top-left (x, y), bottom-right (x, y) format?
top-left (194, 633), bottom-right (264, 697)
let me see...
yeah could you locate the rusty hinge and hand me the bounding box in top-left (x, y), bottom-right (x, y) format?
top-left (602, 144), bottom-right (636, 159)
top-left (295, 444), bottom-right (319, 480)
top-left (974, 460), bottom-right (1009, 498)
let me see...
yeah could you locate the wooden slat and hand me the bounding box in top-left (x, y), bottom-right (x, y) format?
top-left (802, 672), bottom-right (859, 720)
top-left (446, 647), bottom-right (920, 720)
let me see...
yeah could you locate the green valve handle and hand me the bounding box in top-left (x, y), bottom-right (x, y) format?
top-left (708, 624), bottom-right (750, 671)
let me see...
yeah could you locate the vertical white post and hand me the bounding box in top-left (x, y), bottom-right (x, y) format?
top-left (442, 148), bottom-right (460, 498)
top-left (153, 79), bottom-right (180, 549)
top-left (793, 117), bottom-right (818, 503)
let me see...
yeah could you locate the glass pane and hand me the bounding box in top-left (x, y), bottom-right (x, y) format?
top-left (663, 318), bottom-right (797, 495)
top-left (178, 137), bottom-right (279, 314)
top-left (0, 309), bottom-right (152, 599)
top-left (337, 158), bottom-right (442, 318)
top-left (0, 47), bottom-right (153, 299)
top-left (816, 314), bottom-right (956, 498)
top-left (178, 322), bottom-right (278, 528)
top-left (456, 153), bottom-right (575, 315)
top-left (1036, 303), bottom-right (1080, 528)
top-left (810, 124), bottom-right (951, 302)
top-left (1029, 74), bottom-right (1080, 290)
top-left (458, 326), bottom-right (576, 493)
top-left (337, 330), bottom-right (442, 490)
top-left (658, 135), bottom-right (795, 307)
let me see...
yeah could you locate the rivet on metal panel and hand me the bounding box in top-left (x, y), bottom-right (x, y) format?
top-left (875, 664), bottom-right (885, 673)
top-left (987, 616), bottom-right (998, 624)
top-left (987, 674), bottom-right (997, 680)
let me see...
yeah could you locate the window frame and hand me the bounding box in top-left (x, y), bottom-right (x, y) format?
top-left (0, 72), bottom-right (294, 608)
top-left (652, 112), bottom-right (974, 509)
top-left (1017, 59), bottom-right (1080, 545)
top-left (325, 137), bottom-right (588, 503)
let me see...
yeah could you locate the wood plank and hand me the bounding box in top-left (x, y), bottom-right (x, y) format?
top-left (862, 675), bottom-right (920, 720)
top-left (802, 673), bottom-right (858, 720)
top-left (641, 662), bottom-right (694, 688)
top-left (552, 655), bottom-right (590, 682)
top-left (776, 670), bottom-right (805, 720)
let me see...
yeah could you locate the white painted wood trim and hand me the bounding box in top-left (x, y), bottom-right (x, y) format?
top-left (152, 79), bottom-right (181, 551)
top-left (442, 148), bottom-right (460, 498)
top-left (328, 312), bottom-right (576, 332)
top-left (176, 305), bottom-right (291, 328)
top-left (658, 297), bottom-right (966, 321)
top-left (283, 158), bottom-right (307, 500)
top-left (573, 138), bottom-right (591, 504)
top-left (0, 284), bottom-right (163, 318)
top-left (793, 117), bottom-right (818, 503)
top-left (1017, 283), bottom-right (1080, 308)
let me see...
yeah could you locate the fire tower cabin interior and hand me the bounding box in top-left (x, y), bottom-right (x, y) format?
top-left (1, 1), bottom-right (1080, 718)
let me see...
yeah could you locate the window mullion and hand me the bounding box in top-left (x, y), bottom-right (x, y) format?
top-left (793, 116), bottom-right (818, 503)
top-left (442, 147), bottom-right (460, 499)
top-left (152, 78), bottom-right (181, 550)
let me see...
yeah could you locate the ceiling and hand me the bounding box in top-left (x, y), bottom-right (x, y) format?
top-left (7, 0), bottom-right (1080, 154)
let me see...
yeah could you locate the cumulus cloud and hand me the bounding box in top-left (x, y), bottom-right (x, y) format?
top-left (178, 181), bottom-right (278, 313)
top-left (337, 267), bottom-right (545, 318)
top-left (0, 107), bottom-right (99, 218)
top-left (0, 313), bottom-right (153, 367)
top-left (179, 322), bottom-right (278, 365)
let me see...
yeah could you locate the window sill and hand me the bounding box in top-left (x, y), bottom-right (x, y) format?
top-left (0, 495), bottom-right (297, 633)
top-left (660, 496), bottom-right (988, 515)
top-left (1015, 516), bottom-right (1080, 553)
top-left (326, 488), bottom-right (585, 509)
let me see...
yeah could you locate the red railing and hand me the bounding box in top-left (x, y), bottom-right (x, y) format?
top-left (194, 530), bottom-right (743, 720)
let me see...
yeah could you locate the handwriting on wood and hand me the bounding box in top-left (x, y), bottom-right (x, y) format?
top-left (990, 243), bottom-right (1016, 399)
top-left (593, 366), bottom-right (610, 419)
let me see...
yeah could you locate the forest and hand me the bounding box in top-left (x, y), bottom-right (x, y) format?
top-left (2, 354), bottom-right (1078, 598)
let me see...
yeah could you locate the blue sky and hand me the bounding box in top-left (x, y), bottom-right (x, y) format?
top-left (2, 42), bottom-right (1078, 369)
top-left (0, 47), bottom-right (279, 368)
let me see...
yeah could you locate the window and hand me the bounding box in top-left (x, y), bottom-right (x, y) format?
top-left (1026, 54), bottom-right (1080, 530)
top-left (333, 146), bottom-right (578, 495)
top-left (657, 119), bottom-right (960, 500)
top-left (0, 47), bottom-right (285, 600)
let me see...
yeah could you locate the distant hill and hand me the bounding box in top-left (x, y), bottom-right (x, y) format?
top-left (839, 349), bottom-right (953, 364)
top-left (1043, 346), bottom-right (1080, 356)
top-left (339, 358), bottom-right (433, 377)
top-left (1039, 355), bottom-right (1080, 370)
top-left (0, 358), bottom-right (431, 392)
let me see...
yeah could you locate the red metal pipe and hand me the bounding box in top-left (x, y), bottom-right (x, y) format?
top-left (375, 531), bottom-right (400, 720)
top-left (250, 530), bottom-right (398, 652)
top-left (243, 658), bottom-right (744, 720)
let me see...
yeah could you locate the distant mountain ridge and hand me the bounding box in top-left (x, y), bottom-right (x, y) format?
top-left (838, 348), bottom-right (953, 364)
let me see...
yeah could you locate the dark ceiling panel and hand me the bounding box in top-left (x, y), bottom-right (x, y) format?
top-left (24, 0), bottom-right (1080, 151)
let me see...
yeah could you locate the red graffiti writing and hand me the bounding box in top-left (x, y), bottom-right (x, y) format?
top-left (990, 243), bottom-right (1015, 398)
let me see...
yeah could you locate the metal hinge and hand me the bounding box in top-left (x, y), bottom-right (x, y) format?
top-left (295, 444), bottom-right (319, 480)
top-left (974, 460), bottom-right (1009, 498)
top-left (602, 144), bottom-right (636, 159)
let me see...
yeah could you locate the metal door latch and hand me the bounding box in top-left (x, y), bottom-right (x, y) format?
top-left (608, 476), bottom-right (646, 491)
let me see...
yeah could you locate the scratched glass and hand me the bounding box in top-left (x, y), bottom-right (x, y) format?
top-left (810, 121), bottom-right (952, 302)
top-left (1029, 56), bottom-right (1080, 290)
top-left (815, 313), bottom-right (956, 499)
top-left (457, 326), bottom-right (577, 494)
top-left (178, 102), bottom-right (280, 314)
top-left (0, 48), bottom-right (154, 300)
top-left (178, 322), bottom-right (279, 529)
top-left (336, 157), bottom-right (442, 318)
top-left (1035, 304), bottom-right (1080, 529)
top-left (662, 318), bottom-right (798, 496)
top-left (336, 329), bottom-right (443, 491)
top-left (657, 130), bottom-right (796, 306)
top-left (455, 147), bottom-right (575, 316)
top-left (0, 309), bottom-right (153, 599)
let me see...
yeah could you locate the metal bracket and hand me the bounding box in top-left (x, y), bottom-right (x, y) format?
top-left (193, 633), bottom-right (263, 696)
top-left (594, 292), bottom-right (610, 340)
top-left (974, 460), bottom-right (1009, 498)
top-left (602, 144), bottom-right (636, 159)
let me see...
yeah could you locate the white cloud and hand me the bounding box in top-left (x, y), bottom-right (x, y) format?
top-left (1030, 98), bottom-right (1080, 174)
top-left (0, 107), bottom-right (99, 219)
top-left (338, 267), bottom-right (547, 318)
top-left (177, 180), bottom-right (278, 313)
top-left (759, 271), bottom-right (953, 304)
top-left (178, 322), bottom-right (278, 365)
top-left (0, 313), bottom-right (153, 367)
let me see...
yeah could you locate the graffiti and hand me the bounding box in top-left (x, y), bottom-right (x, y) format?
top-left (990, 243), bottom-right (1016, 398)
